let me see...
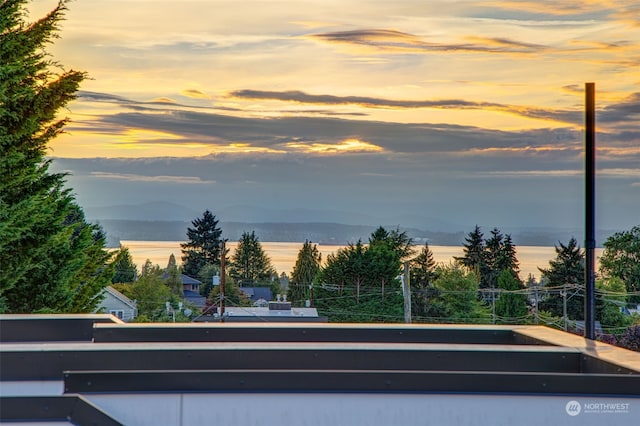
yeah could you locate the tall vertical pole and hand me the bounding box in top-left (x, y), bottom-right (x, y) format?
top-left (220, 240), bottom-right (226, 318)
top-left (403, 262), bottom-right (412, 323)
top-left (585, 82), bottom-right (596, 340)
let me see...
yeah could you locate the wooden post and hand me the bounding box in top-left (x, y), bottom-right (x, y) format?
top-left (403, 262), bottom-right (412, 324)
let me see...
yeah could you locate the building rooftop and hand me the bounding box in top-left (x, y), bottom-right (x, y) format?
top-left (1, 315), bottom-right (639, 425)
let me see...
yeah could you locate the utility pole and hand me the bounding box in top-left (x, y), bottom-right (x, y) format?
top-left (584, 82), bottom-right (596, 340)
top-left (533, 283), bottom-right (539, 325)
top-left (562, 284), bottom-right (568, 331)
top-left (403, 262), bottom-right (412, 324)
top-left (220, 240), bottom-right (226, 318)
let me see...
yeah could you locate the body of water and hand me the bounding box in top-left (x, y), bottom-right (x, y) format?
top-left (120, 240), bottom-right (603, 281)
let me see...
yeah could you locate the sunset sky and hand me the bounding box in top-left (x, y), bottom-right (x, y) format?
top-left (31, 0), bottom-right (640, 233)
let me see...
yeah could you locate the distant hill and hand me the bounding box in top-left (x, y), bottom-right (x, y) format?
top-left (87, 201), bottom-right (618, 248)
top-left (94, 219), bottom-right (616, 249)
top-left (97, 219), bottom-right (465, 247)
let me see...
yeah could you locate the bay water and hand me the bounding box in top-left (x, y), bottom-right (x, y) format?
top-left (120, 240), bottom-right (604, 280)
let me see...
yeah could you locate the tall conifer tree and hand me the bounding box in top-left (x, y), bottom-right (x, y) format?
top-left (1, 0), bottom-right (114, 313)
top-left (180, 210), bottom-right (223, 277)
top-left (288, 240), bottom-right (322, 306)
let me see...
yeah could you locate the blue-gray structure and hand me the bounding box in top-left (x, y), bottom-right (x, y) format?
top-left (1, 315), bottom-right (639, 425)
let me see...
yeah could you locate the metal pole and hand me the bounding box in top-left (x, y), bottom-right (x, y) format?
top-left (220, 240), bottom-right (226, 318)
top-left (585, 82), bottom-right (596, 340)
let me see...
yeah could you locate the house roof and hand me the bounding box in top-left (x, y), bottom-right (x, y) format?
top-left (224, 307), bottom-right (319, 318)
top-left (183, 290), bottom-right (206, 308)
top-left (180, 274), bottom-right (202, 285)
top-left (161, 273), bottom-right (202, 285)
top-left (239, 287), bottom-right (272, 301)
top-left (103, 286), bottom-right (136, 309)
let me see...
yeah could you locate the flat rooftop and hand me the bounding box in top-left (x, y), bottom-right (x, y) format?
top-left (1, 315), bottom-right (638, 425)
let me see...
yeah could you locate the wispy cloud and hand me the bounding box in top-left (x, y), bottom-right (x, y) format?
top-left (90, 172), bottom-right (215, 184)
top-left (309, 28), bottom-right (545, 54)
top-left (230, 89), bottom-right (580, 124)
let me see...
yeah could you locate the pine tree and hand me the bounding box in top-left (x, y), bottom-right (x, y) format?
top-left (229, 231), bottom-right (275, 287)
top-left (180, 210), bottom-right (223, 278)
top-left (495, 269), bottom-right (528, 323)
top-left (411, 243), bottom-right (438, 287)
top-left (539, 238), bottom-right (585, 319)
top-left (112, 247), bottom-right (137, 284)
top-left (165, 254), bottom-right (183, 297)
top-left (456, 225), bottom-right (485, 275)
top-left (497, 233), bottom-right (520, 280)
top-left (410, 243), bottom-right (445, 321)
top-left (1, 0), bottom-right (114, 313)
top-left (288, 240), bottom-right (322, 306)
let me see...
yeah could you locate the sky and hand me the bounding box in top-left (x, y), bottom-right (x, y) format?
top-left (30, 0), bottom-right (640, 233)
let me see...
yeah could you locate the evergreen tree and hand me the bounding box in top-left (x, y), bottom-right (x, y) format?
top-left (369, 226), bottom-right (415, 260)
top-left (433, 264), bottom-right (489, 323)
top-left (411, 243), bottom-right (438, 287)
top-left (539, 238), bottom-right (585, 319)
top-left (497, 233), bottom-right (520, 279)
top-left (180, 210), bottom-right (223, 277)
top-left (410, 243), bottom-right (445, 321)
top-left (456, 225), bottom-right (485, 276)
top-left (0, 1), bottom-right (114, 312)
top-left (165, 254), bottom-right (183, 297)
top-left (229, 231), bottom-right (275, 287)
top-left (288, 240), bottom-right (322, 306)
top-left (494, 269), bottom-right (528, 323)
top-left (483, 228), bottom-right (504, 290)
top-left (112, 247), bottom-right (137, 284)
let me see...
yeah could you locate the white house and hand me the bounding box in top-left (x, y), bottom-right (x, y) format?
top-left (96, 286), bottom-right (137, 322)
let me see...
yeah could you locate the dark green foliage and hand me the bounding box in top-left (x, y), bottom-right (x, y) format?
top-left (208, 279), bottom-right (252, 308)
top-left (410, 243), bottom-right (438, 287)
top-left (314, 283), bottom-right (404, 322)
top-left (114, 262), bottom-right (171, 321)
top-left (165, 254), bottom-right (183, 297)
top-left (229, 231), bottom-right (275, 287)
top-left (288, 240), bottom-right (322, 306)
top-left (595, 277), bottom-right (630, 335)
top-left (495, 269), bottom-right (528, 323)
top-left (112, 247), bottom-right (137, 284)
top-left (0, 1), bottom-right (114, 312)
top-left (538, 238), bottom-right (584, 319)
top-left (197, 263), bottom-right (221, 297)
top-left (410, 243), bottom-right (445, 321)
top-left (180, 210), bottom-right (223, 277)
top-left (315, 227), bottom-right (409, 321)
top-left (456, 225), bottom-right (485, 274)
top-left (600, 225), bottom-right (640, 304)
top-left (433, 264), bottom-right (490, 323)
top-left (456, 226), bottom-right (522, 302)
top-left (369, 226), bottom-right (415, 260)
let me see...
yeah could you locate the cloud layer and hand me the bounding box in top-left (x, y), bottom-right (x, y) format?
top-left (33, 0), bottom-right (640, 232)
